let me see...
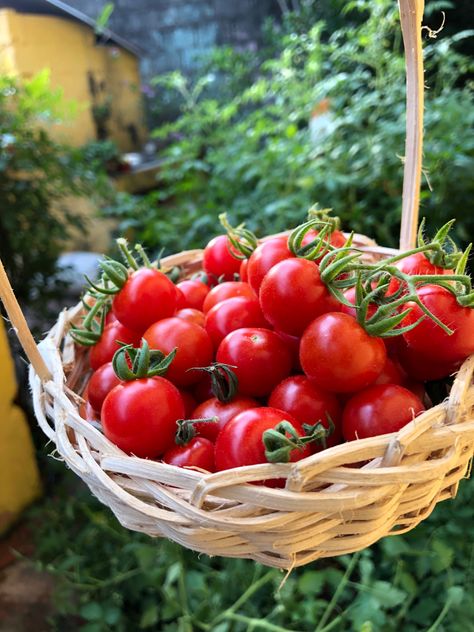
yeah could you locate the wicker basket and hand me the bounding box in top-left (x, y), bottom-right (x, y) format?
top-left (1, 0), bottom-right (473, 570)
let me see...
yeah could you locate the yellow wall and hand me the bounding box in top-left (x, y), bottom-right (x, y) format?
top-left (0, 8), bottom-right (146, 151)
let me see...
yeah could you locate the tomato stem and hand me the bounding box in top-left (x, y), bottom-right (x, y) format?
top-left (112, 339), bottom-right (177, 380)
top-left (187, 363), bottom-right (238, 403)
top-left (175, 417), bottom-right (219, 445)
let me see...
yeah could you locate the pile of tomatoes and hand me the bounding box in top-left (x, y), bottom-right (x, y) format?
top-left (75, 214), bottom-right (474, 482)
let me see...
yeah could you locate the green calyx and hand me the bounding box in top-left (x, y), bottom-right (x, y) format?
top-left (263, 419), bottom-right (333, 464)
top-left (417, 218), bottom-right (463, 269)
top-left (288, 207), bottom-right (343, 260)
top-left (70, 294), bottom-right (111, 346)
top-left (219, 213), bottom-right (259, 260)
top-left (175, 416), bottom-right (219, 445)
top-left (187, 362), bottom-right (238, 403)
top-left (112, 339), bottom-right (177, 381)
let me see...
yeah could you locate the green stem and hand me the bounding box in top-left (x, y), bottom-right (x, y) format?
top-left (425, 595), bottom-right (454, 632)
top-left (224, 612), bottom-right (304, 632)
top-left (314, 552), bottom-right (361, 632)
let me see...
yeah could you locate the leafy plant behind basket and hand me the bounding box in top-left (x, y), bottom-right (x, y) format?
top-left (102, 0), bottom-right (473, 254)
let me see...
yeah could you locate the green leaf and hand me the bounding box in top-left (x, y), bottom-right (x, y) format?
top-left (139, 603), bottom-right (159, 628)
top-left (297, 570), bottom-right (325, 595)
top-left (431, 539), bottom-right (454, 573)
top-left (80, 602), bottom-right (103, 621)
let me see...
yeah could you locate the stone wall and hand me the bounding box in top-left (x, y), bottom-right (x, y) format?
top-left (66, 0), bottom-right (278, 80)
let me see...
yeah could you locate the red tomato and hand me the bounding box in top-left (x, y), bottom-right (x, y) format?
top-left (395, 336), bottom-right (461, 381)
top-left (112, 268), bottom-right (178, 333)
top-left (179, 389), bottom-right (197, 417)
top-left (205, 296), bottom-right (267, 347)
top-left (176, 279), bottom-right (210, 310)
top-left (87, 362), bottom-right (122, 413)
top-left (268, 375), bottom-right (341, 449)
top-left (216, 328), bottom-right (292, 397)
top-left (373, 357), bottom-right (406, 386)
top-left (247, 236), bottom-right (293, 294)
top-left (275, 330), bottom-right (302, 372)
top-left (387, 253), bottom-right (453, 295)
top-left (203, 281), bottom-right (256, 313)
top-left (163, 437), bottom-right (215, 471)
top-left (143, 317), bottom-right (213, 386)
top-left (89, 321), bottom-right (141, 371)
top-left (402, 285), bottom-right (474, 364)
top-left (79, 398), bottom-right (99, 422)
top-left (190, 396), bottom-right (259, 441)
top-left (214, 407), bottom-right (312, 476)
top-left (300, 313), bottom-right (386, 393)
top-left (175, 287), bottom-right (187, 310)
top-left (176, 308), bottom-right (206, 328)
top-left (301, 228), bottom-right (346, 261)
top-left (101, 377), bottom-right (184, 457)
top-left (259, 258), bottom-right (340, 336)
top-left (239, 258), bottom-right (249, 282)
top-left (203, 235), bottom-right (242, 281)
top-left (342, 384), bottom-right (425, 441)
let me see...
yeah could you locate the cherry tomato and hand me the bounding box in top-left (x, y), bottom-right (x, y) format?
top-left (402, 285), bottom-right (474, 364)
top-left (300, 313), bottom-right (386, 392)
top-left (268, 375), bottom-right (341, 449)
top-left (163, 437), bottom-right (215, 471)
top-left (112, 268), bottom-right (178, 333)
top-left (205, 296), bottom-right (267, 347)
top-left (192, 374), bottom-right (214, 403)
top-left (260, 258), bottom-right (340, 336)
top-left (387, 253), bottom-right (453, 295)
top-left (342, 384), bottom-right (425, 441)
top-left (216, 328), bottom-right (292, 397)
top-left (203, 281), bottom-right (256, 313)
top-left (275, 330), bottom-right (302, 372)
top-left (87, 362), bottom-right (122, 412)
top-left (89, 321), bottom-right (141, 371)
top-left (176, 308), bottom-right (206, 328)
top-left (176, 279), bottom-right (210, 310)
top-left (302, 228), bottom-right (346, 261)
top-left (203, 235), bottom-right (242, 281)
top-left (239, 258), bottom-right (249, 282)
top-left (373, 357), bottom-right (406, 386)
top-left (247, 236), bottom-right (293, 294)
top-left (214, 407), bottom-right (312, 477)
top-left (79, 398), bottom-right (99, 422)
top-left (190, 396), bottom-right (259, 441)
top-left (143, 317), bottom-right (213, 386)
top-left (175, 287), bottom-right (187, 310)
top-left (395, 336), bottom-right (461, 381)
top-left (179, 389), bottom-right (198, 417)
top-left (102, 377), bottom-right (185, 457)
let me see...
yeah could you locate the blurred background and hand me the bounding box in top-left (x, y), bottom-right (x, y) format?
top-left (0, 1), bottom-right (473, 630)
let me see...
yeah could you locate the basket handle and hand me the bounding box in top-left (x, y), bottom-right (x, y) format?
top-left (398, 0), bottom-right (425, 251)
top-left (0, 259), bottom-right (52, 382)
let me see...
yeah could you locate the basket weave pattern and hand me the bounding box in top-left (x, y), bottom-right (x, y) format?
top-left (29, 240), bottom-right (474, 569)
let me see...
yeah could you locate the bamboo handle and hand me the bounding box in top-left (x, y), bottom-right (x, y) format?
top-left (0, 259), bottom-right (52, 382)
top-left (398, 0), bottom-right (425, 251)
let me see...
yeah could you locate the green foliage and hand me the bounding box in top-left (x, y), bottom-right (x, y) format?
top-left (103, 0), bottom-right (474, 255)
top-left (0, 70), bottom-right (112, 305)
top-left (29, 471), bottom-right (474, 631)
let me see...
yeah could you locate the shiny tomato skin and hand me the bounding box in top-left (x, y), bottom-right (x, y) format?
top-left (176, 279), bottom-right (209, 310)
top-left (402, 285), bottom-right (474, 364)
top-left (395, 336), bottom-right (461, 381)
top-left (260, 258), bottom-right (340, 336)
top-left (203, 235), bottom-right (242, 281)
top-left (176, 308), bottom-right (206, 328)
top-left (203, 281), bottom-right (256, 313)
top-left (163, 437), bottom-right (215, 471)
top-left (239, 258), bottom-right (249, 282)
top-left (191, 396), bottom-right (259, 441)
top-left (214, 407), bottom-right (312, 473)
top-left (87, 362), bottom-right (122, 413)
top-left (387, 253), bottom-right (453, 295)
top-left (101, 377), bottom-right (185, 457)
top-left (300, 312), bottom-right (386, 393)
top-left (143, 317), bottom-right (213, 387)
top-left (247, 236), bottom-right (293, 294)
top-left (216, 328), bottom-right (292, 397)
top-left (112, 268), bottom-right (178, 333)
top-left (89, 321), bottom-right (141, 371)
top-left (268, 375), bottom-right (341, 449)
top-left (205, 296), bottom-right (267, 347)
top-left (342, 384), bottom-right (425, 441)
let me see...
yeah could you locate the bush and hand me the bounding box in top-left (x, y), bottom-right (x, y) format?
top-left (102, 0), bottom-right (474, 254)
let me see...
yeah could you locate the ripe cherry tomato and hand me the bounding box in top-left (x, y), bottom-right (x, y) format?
top-left (89, 321), bottom-right (141, 371)
top-left (402, 285), bottom-right (474, 364)
top-left (163, 437), bottom-right (215, 471)
top-left (203, 281), bottom-right (256, 313)
top-left (387, 253), bottom-right (453, 295)
top-left (179, 389), bottom-right (197, 417)
top-left (190, 396), bottom-right (259, 441)
top-left (260, 258), bottom-right (340, 336)
top-left (87, 362), bottom-right (122, 412)
top-left (205, 296), bottom-right (267, 347)
top-left (342, 384), bottom-right (425, 441)
top-left (268, 375), bottom-right (341, 449)
top-left (214, 407), bottom-right (313, 476)
top-left (176, 308), bottom-right (206, 328)
top-left (247, 236), bottom-right (293, 294)
top-left (176, 279), bottom-right (210, 310)
top-left (112, 268), bottom-right (178, 333)
top-left (239, 258), bottom-right (249, 282)
top-left (216, 328), bottom-right (292, 397)
top-left (373, 357), bottom-right (406, 386)
top-left (203, 235), bottom-right (242, 281)
top-left (395, 336), bottom-right (461, 382)
top-left (300, 313), bottom-right (386, 393)
top-left (143, 317), bottom-right (213, 386)
top-left (275, 330), bottom-right (302, 372)
top-left (102, 377), bottom-right (185, 457)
